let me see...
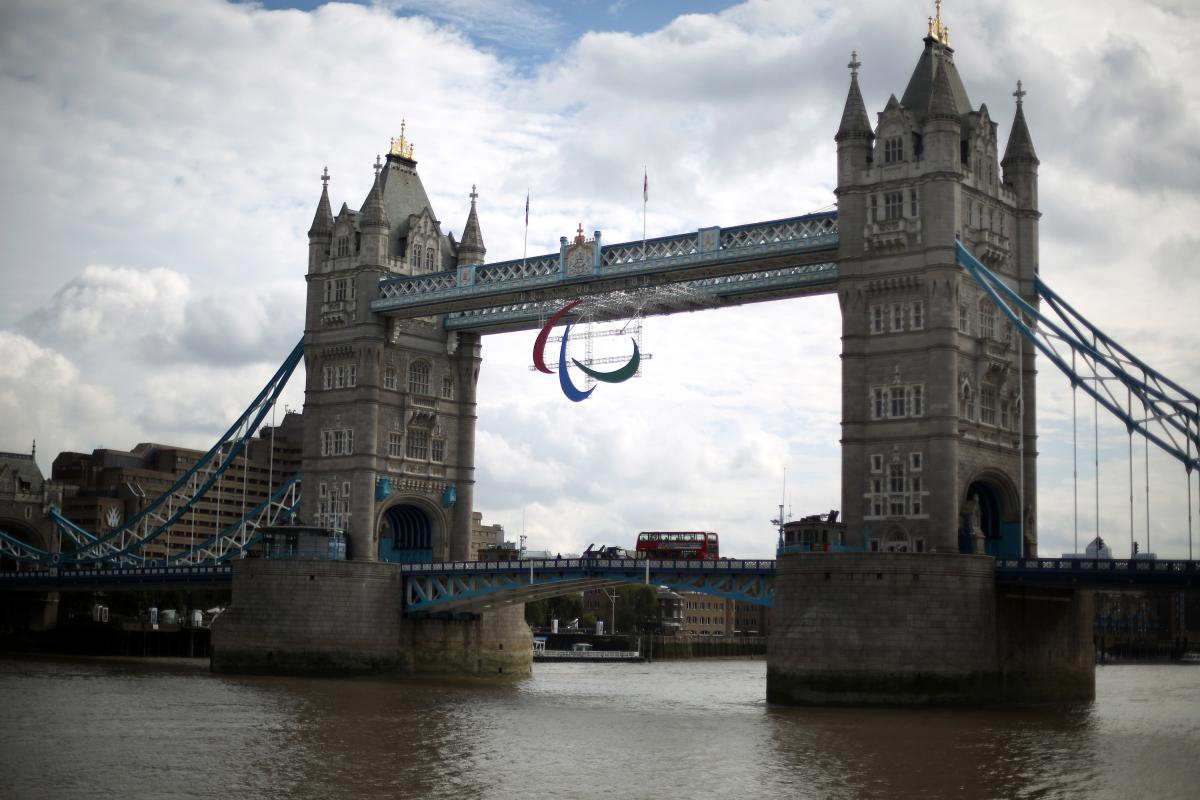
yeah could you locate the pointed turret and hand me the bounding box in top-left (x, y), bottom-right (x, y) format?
top-left (307, 167), bottom-right (334, 273)
top-left (1002, 80), bottom-right (1039, 219)
top-left (308, 167), bottom-right (334, 238)
top-left (836, 51), bottom-right (874, 143)
top-left (456, 185), bottom-right (486, 267)
top-left (927, 58), bottom-right (960, 121)
top-left (360, 157), bottom-right (390, 265)
top-left (1002, 82), bottom-right (1039, 167)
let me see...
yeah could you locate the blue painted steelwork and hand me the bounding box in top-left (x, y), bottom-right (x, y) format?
top-left (956, 243), bottom-right (1200, 472)
top-left (373, 212), bottom-right (839, 317)
top-left (0, 564), bottom-right (233, 591)
top-left (994, 557), bottom-right (1200, 587)
top-left (399, 558), bottom-right (776, 613)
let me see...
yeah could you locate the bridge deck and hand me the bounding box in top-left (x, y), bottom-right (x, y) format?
top-left (370, 212), bottom-right (839, 330)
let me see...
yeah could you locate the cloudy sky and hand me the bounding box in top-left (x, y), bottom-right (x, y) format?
top-left (1, 0), bottom-right (1198, 560)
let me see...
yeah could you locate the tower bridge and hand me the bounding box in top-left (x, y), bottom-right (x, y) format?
top-left (3, 11), bottom-right (1199, 703)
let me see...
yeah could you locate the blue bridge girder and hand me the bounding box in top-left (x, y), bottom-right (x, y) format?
top-left (4, 556), bottom-right (1199, 598)
top-left (371, 212), bottom-right (840, 329)
top-left (400, 558), bottom-right (778, 614)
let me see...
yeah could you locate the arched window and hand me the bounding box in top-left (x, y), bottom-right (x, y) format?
top-left (425, 247), bottom-right (434, 271)
top-left (962, 381), bottom-right (975, 421)
top-left (408, 360), bottom-right (431, 395)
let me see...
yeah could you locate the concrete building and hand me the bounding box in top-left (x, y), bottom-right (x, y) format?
top-left (468, 511), bottom-right (506, 561)
top-left (301, 132), bottom-right (486, 563)
top-left (682, 593), bottom-right (734, 637)
top-left (51, 413), bottom-right (302, 562)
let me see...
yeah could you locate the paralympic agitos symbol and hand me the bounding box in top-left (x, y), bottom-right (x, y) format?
top-left (532, 300), bottom-right (641, 402)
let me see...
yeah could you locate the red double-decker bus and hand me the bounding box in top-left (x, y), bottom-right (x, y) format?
top-left (635, 531), bottom-right (719, 560)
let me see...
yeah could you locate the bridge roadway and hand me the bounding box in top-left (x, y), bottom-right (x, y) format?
top-left (2, 556), bottom-right (1198, 611)
top-left (371, 212), bottom-right (840, 333)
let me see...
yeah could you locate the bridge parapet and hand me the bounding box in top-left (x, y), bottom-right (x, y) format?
top-left (372, 212), bottom-right (839, 319)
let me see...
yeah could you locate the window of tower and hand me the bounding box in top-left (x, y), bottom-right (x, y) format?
top-left (425, 247), bottom-right (434, 271)
top-left (408, 360), bottom-right (431, 395)
top-left (441, 376), bottom-right (455, 400)
top-left (870, 195), bottom-right (878, 222)
top-left (909, 188), bottom-right (919, 217)
top-left (431, 438), bottom-right (445, 463)
top-left (871, 387), bottom-right (887, 420)
top-left (980, 301), bottom-right (996, 339)
top-left (980, 386), bottom-right (997, 426)
top-left (388, 431), bottom-right (404, 458)
top-left (910, 300), bottom-right (924, 330)
top-left (870, 454), bottom-right (884, 473)
top-left (406, 427), bottom-right (429, 460)
top-left (870, 305), bottom-right (885, 335)
top-left (890, 388), bottom-right (906, 418)
top-left (384, 366), bottom-right (398, 390)
top-left (884, 137), bottom-right (903, 163)
top-left (958, 303), bottom-right (970, 334)
top-left (336, 237), bottom-right (349, 257)
top-left (884, 191), bottom-right (903, 220)
top-left (891, 303), bottom-right (904, 332)
top-left (963, 383), bottom-right (975, 420)
top-left (908, 385), bottom-right (924, 417)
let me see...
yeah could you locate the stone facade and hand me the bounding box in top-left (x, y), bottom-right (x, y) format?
top-left (211, 558), bottom-right (531, 676)
top-left (301, 137), bottom-right (487, 563)
top-left (835, 32), bottom-right (1039, 557)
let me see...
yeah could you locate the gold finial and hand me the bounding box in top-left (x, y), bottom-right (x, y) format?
top-left (389, 119), bottom-right (415, 160)
top-left (575, 223), bottom-right (585, 245)
top-left (928, 0), bottom-right (950, 46)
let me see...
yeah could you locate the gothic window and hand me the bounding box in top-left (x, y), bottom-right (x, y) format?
top-left (889, 463), bottom-right (905, 493)
top-left (958, 303), bottom-right (970, 334)
top-left (383, 366), bottom-right (397, 390)
top-left (868, 479), bottom-right (884, 517)
top-left (408, 360), bottom-right (431, 395)
top-left (910, 477), bottom-right (923, 515)
top-left (425, 247), bottom-right (434, 271)
top-left (431, 438), bottom-right (445, 463)
top-left (884, 137), bottom-right (903, 163)
top-left (910, 452), bottom-right (922, 471)
top-left (441, 376), bottom-right (455, 400)
top-left (871, 387), bottom-right (887, 420)
top-left (909, 188), bottom-right (919, 217)
top-left (336, 237), bottom-right (349, 257)
top-left (979, 300), bottom-right (996, 339)
top-left (910, 300), bottom-right (924, 330)
top-left (870, 454), bottom-right (884, 473)
top-left (870, 305), bottom-right (885, 335)
top-left (406, 427), bottom-right (429, 460)
top-left (891, 303), bottom-right (904, 332)
top-left (890, 388), bottom-right (906, 418)
top-left (980, 386), bottom-right (997, 425)
top-left (908, 385), bottom-right (924, 417)
top-left (870, 194), bottom-right (878, 222)
top-left (388, 431), bottom-right (403, 458)
top-left (320, 428), bottom-right (354, 456)
top-left (963, 382), bottom-right (975, 420)
top-left (884, 191), bottom-right (903, 221)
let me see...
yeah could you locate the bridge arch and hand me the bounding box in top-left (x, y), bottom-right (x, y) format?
top-left (376, 498), bottom-right (444, 563)
top-left (962, 470), bottom-right (1021, 558)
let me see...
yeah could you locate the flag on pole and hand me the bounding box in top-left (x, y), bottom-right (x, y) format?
top-left (643, 168), bottom-right (648, 203)
top-left (525, 191), bottom-right (530, 226)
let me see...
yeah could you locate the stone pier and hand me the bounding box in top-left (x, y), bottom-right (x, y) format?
top-left (211, 559), bottom-right (531, 677)
top-left (767, 552), bottom-right (1094, 706)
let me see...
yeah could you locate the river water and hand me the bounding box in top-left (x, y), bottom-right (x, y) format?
top-left (0, 656), bottom-right (1197, 799)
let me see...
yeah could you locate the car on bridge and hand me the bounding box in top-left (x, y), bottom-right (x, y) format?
top-left (582, 544), bottom-right (631, 559)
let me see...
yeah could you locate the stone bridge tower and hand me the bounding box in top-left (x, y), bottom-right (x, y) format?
top-left (834, 19), bottom-right (1040, 557)
top-left (300, 130), bottom-right (485, 562)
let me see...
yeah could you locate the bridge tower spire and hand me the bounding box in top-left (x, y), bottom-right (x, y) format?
top-left (300, 132), bottom-right (483, 563)
top-left (835, 20), bottom-right (1039, 558)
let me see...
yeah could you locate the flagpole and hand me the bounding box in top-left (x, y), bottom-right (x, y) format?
top-left (642, 166), bottom-right (647, 262)
top-left (523, 188), bottom-right (529, 271)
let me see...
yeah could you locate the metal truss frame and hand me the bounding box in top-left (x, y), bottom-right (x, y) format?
top-left (0, 340), bottom-right (304, 566)
top-left (401, 558), bottom-right (776, 614)
top-left (957, 242), bottom-right (1200, 472)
